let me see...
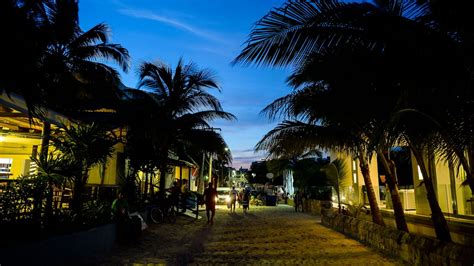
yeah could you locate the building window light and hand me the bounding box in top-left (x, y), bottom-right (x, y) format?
top-left (352, 160), bottom-right (357, 171)
top-left (353, 173), bottom-right (357, 184)
top-left (417, 165), bottom-right (424, 180)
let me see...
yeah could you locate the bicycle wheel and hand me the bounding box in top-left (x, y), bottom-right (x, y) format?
top-left (167, 206), bottom-right (177, 224)
top-left (150, 207), bottom-right (164, 224)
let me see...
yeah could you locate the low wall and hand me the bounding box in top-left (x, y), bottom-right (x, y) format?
top-left (0, 223), bottom-right (116, 265)
top-left (289, 199), bottom-right (331, 214)
top-left (322, 213), bottom-right (474, 265)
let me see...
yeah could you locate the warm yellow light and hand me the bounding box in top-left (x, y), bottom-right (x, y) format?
top-left (0, 136), bottom-right (5, 142)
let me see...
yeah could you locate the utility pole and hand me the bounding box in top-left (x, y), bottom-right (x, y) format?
top-left (198, 153), bottom-right (206, 193)
top-left (209, 153), bottom-right (213, 187)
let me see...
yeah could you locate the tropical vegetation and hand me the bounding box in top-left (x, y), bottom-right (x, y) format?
top-left (0, 0), bottom-right (233, 242)
top-left (235, 0), bottom-right (474, 242)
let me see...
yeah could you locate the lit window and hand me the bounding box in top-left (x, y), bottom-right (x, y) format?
top-left (353, 173), bottom-right (357, 183)
top-left (352, 160), bottom-right (357, 171)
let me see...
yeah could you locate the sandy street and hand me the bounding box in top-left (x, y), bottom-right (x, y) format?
top-left (88, 205), bottom-right (402, 265)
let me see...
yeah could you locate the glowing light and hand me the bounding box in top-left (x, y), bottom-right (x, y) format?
top-left (0, 136), bottom-right (4, 142)
top-left (417, 165), bottom-right (424, 180)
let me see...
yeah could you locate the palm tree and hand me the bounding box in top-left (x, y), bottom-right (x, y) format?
top-left (131, 59), bottom-right (235, 196)
top-left (1, 0), bottom-right (129, 117)
top-left (283, 47), bottom-right (410, 232)
top-left (323, 159), bottom-right (348, 213)
top-left (256, 120), bottom-right (385, 226)
top-left (0, 0), bottom-right (49, 116)
top-left (51, 123), bottom-right (118, 214)
top-left (176, 128), bottom-right (232, 191)
top-left (234, 0), bottom-right (462, 240)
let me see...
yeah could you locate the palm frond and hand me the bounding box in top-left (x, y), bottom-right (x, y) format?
top-left (233, 0), bottom-right (377, 67)
top-left (256, 120), bottom-right (359, 159)
top-left (73, 43), bottom-right (130, 72)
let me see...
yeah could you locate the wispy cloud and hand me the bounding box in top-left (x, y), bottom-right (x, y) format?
top-left (118, 8), bottom-right (225, 43)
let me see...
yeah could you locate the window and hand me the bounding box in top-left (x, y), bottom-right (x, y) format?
top-left (0, 158), bottom-right (13, 178)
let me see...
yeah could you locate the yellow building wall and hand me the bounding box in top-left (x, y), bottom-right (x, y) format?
top-left (328, 151), bottom-right (379, 206)
top-left (435, 161), bottom-right (453, 213)
top-left (454, 168), bottom-right (473, 215)
top-left (88, 142), bottom-right (125, 186)
top-left (0, 137), bottom-right (41, 178)
top-left (173, 166), bottom-right (191, 180)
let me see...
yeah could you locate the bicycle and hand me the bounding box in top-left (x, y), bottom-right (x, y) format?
top-left (148, 193), bottom-right (177, 224)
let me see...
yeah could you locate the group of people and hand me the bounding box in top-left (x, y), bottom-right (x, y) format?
top-left (202, 183), bottom-right (252, 225)
top-left (169, 180), bottom-right (189, 213)
top-left (228, 186), bottom-right (250, 214)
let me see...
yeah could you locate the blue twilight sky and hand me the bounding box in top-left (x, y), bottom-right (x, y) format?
top-left (79, 0), bottom-right (292, 169)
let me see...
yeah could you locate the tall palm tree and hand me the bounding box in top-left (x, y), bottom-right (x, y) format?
top-left (132, 59), bottom-right (235, 195)
top-left (38, 0), bottom-right (130, 113)
top-left (283, 47), bottom-right (410, 232)
top-left (1, 0), bottom-right (130, 116)
top-left (234, 0), bottom-right (460, 241)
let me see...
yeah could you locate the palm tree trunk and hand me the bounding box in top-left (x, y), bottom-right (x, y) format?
top-left (41, 122), bottom-right (53, 225)
top-left (467, 150), bottom-right (474, 194)
top-left (377, 150), bottom-right (409, 232)
top-left (144, 171), bottom-right (149, 199)
top-left (336, 184), bottom-right (341, 213)
top-left (159, 164), bottom-right (167, 197)
top-left (150, 172), bottom-right (155, 198)
top-left (198, 153), bottom-right (206, 193)
top-left (358, 150), bottom-right (385, 226)
top-left (410, 146), bottom-right (452, 242)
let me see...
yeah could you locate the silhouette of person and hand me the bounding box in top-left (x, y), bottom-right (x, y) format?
top-left (203, 182), bottom-right (217, 225)
top-left (242, 188), bottom-right (250, 214)
top-left (229, 186), bottom-right (238, 213)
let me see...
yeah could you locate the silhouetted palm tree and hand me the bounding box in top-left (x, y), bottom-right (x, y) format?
top-left (235, 0), bottom-right (461, 241)
top-left (1, 0), bottom-right (129, 116)
top-left (323, 159), bottom-right (348, 213)
top-left (51, 123), bottom-right (118, 214)
top-left (130, 59), bottom-right (235, 195)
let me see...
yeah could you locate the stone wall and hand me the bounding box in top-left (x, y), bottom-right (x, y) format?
top-left (289, 199), bottom-right (331, 214)
top-left (321, 213), bottom-right (474, 265)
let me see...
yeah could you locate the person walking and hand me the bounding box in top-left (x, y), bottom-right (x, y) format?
top-left (229, 186), bottom-right (238, 213)
top-left (242, 188), bottom-right (250, 214)
top-left (203, 182), bottom-right (217, 225)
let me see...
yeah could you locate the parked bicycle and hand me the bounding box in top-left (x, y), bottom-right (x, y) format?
top-left (147, 192), bottom-right (177, 224)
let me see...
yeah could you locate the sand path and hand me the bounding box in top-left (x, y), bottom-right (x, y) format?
top-left (89, 204), bottom-right (402, 265)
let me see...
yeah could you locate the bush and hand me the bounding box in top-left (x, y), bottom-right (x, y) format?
top-left (307, 186), bottom-right (332, 200)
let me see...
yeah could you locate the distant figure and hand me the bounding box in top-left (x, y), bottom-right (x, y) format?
top-left (111, 192), bottom-right (129, 242)
top-left (203, 182), bottom-right (217, 225)
top-left (112, 192), bottom-right (129, 220)
top-left (238, 189), bottom-right (244, 208)
top-left (229, 186), bottom-right (238, 213)
top-left (294, 190), bottom-right (304, 212)
top-left (181, 179), bottom-right (189, 212)
top-left (169, 181), bottom-right (181, 212)
top-left (242, 188), bottom-right (250, 214)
